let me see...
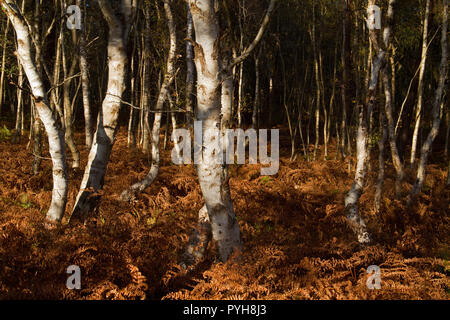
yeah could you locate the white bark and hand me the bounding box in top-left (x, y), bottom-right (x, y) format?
top-left (344, 103), bottom-right (371, 244)
top-left (410, 0), bottom-right (430, 168)
top-left (237, 1), bottom-right (244, 129)
top-left (61, 15), bottom-right (80, 169)
top-left (12, 61), bottom-right (24, 143)
top-left (128, 27), bottom-right (139, 148)
top-left (340, 0), bottom-right (350, 159)
top-left (445, 108), bottom-right (449, 158)
top-left (0, 19), bottom-right (10, 114)
top-left (78, 0), bottom-right (93, 150)
top-left (374, 111), bottom-right (388, 213)
top-left (141, 4), bottom-right (152, 154)
top-left (186, 5), bottom-right (195, 128)
top-left (70, 0), bottom-right (134, 222)
top-left (31, 106), bottom-right (43, 176)
top-left (410, 0), bottom-right (448, 200)
top-left (52, 27), bottom-right (63, 125)
top-left (120, 0), bottom-right (176, 202)
top-left (237, 59), bottom-right (244, 127)
top-left (221, 67), bottom-right (234, 131)
top-left (3, 0), bottom-right (68, 223)
top-left (381, 68), bottom-right (404, 197)
top-left (344, 0), bottom-right (391, 244)
top-left (169, 92), bottom-right (181, 157)
top-left (376, 0), bottom-right (404, 198)
top-left (251, 51), bottom-right (260, 130)
top-left (311, 2), bottom-right (320, 161)
top-left (188, 0), bottom-right (242, 262)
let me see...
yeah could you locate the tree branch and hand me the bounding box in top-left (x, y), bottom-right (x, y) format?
top-left (227, 0), bottom-right (277, 71)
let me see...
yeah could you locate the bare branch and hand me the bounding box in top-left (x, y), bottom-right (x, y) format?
top-left (227, 0), bottom-right (277, 71)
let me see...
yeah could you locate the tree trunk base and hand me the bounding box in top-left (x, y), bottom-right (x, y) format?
top-left (69, 191), bottom-right (101, 224)
top-left (180, 205), bottom-right (212, 269)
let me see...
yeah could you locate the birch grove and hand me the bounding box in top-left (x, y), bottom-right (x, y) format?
top-left (0, 0), bottom-right (448, 275)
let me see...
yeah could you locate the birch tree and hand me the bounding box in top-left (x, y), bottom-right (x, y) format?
top-left (70, 0), bottom-right (135, 222)
top-left (78, 0), bottom-right (93, 150)
top-left (311, 0), bottom-right (321, 161)
top-left (409, 0), bottom-right (448, 201)
top-left (141, 3), bottom-right (152, 155)
top-left (410, 0), bottom-right (431, 169)
top-left (340, 0), bottom-right (351, 159)
top-left (379, 0), bottom-right (404, 198)
top-left (120, 0), bottom-right (176, 202)
top-left (185, 4), bottom-right (195, 128)
top-left (374, 111), bottom-right (388, 213)
top-left (0, 19), bottom-right (10, 114)
top-left (186, 0), bottom-right (243, 263)
top-left (251, 49), bottom-right (261, 130)
top-left (181, 0), bottom-right (277, 266)
top-left (343, 0), bottom-right (397, 244)
top-left (60, 2), bottom-right (80, 169)
top-left (2, 0), bottom-right (68, 223)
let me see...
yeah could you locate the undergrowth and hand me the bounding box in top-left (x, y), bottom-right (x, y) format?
top-left (0, 129), bottom-right (448, 300)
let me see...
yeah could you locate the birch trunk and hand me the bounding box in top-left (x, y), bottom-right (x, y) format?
top-left (237, 62), bottom-right (244, 127)
top-left (128, 27), bottom-right (138, 148)
top-left (188, 0), bottom-right (242, 262)
top-left (31, 108), bottom-right (43, 176)
top-left (344, 0), bottom-right (391, 244)
top-left (340, 0), bottom-right (351, 159)
top-left (410, 0), bottom-right (430, 168)
top-left (370, 0), bottom-right (403, 197)
top-left (328, 43), bottom-right (338, 159)
top-left (444, 108), bottom-right (449, 158)
top-left (61, 20), bottom-right (80, 169)
top-left (221, 66), bottom-right (234, 130)
top-left (186, 5), bottom-right (195, 128)
top-left (237, 0), bottom-right (245, 128)
top-left (70, 0), bottom-right (134, 222)
top-left (180, 204), bottom-right (211, 268)
top-left (409, 0), bottom-right (448, 201)
top-left (2, 0), bottom-right (68, 223)
top-left (311, 1), bottom-right (320, 161)
top-left (12, 61), bottom-right (24, 143)
top-left (381, 68), bottom-right (404, 197)
top-left (120, 0), bottom-right (176, 201)
top-left (141, 5), bottom-right (151, 155)
top-left (320, 51), bottom-right (328, 159)
top-left (344, 102), bottom-right (371, 244)
top-left (251, 51), bottom-right (260, 130)
top-left (31, 0), bottom-right (44, 173)
top-left (0, 19), bottom-right (10, 114)
top-left (374, 111), bottom-right (388, 213)
top-left (52, 28), bottom-right (63, 125)
top-left (78, 0), bottom-right (93, 150)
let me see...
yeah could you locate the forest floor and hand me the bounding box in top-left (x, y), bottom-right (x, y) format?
top-left (0, 127), bottom-right (449, 300)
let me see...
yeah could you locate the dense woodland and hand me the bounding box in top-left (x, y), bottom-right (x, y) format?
top-left (0, 0), bottom-right (449, 300)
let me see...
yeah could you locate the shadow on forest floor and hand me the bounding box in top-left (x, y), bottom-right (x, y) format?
top-left (0, 128), bottom-right (449, 299)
